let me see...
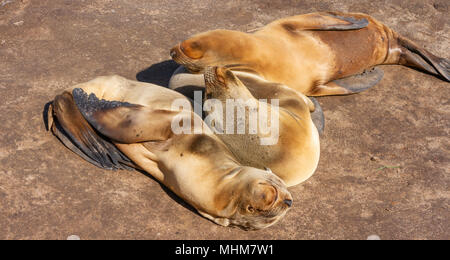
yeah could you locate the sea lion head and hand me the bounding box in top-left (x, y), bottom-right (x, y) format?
top-left (170, 30), bottom-right (253, 73)
top-left (203, 66), bottom-right (252, 100)
top-left (213, 167), bottom-right (293, 230)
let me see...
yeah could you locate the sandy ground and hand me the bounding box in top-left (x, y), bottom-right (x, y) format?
top-left (0, 0), bottom-right (448, 240)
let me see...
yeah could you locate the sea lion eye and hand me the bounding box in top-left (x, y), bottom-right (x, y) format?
top-left (254, 184), bottom-right (277, 211)
top-left (190, 41), bottom-right (201, 50)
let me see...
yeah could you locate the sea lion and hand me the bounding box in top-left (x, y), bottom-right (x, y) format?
top-left (201, 66), bottom-right (320, 187)
top-left (170, 12), bottom-right (449, 96)
top-left (47, 75), bottom-right (293, 230)
top-left (169, 66), bottom-right (325, 134)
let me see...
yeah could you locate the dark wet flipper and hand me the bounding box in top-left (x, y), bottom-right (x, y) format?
top-left (281, 12), bottom-right (369, 33)
top-left (332, 67), bottom-right (385, 93)
top-left (398, 36), bottom-right (450, 82)
top-left (50, 91), bottom-right (135, 171)
top-left (316, 12), bottom-right (369, 31)
top-left (442, 58), bottom-right (450, 82)
top-left (50, 110), bottom-right (107, 169)
top-left (72, 88), bottom-right (180, 144)
top-left (309, 97), bottom-right (325, 134)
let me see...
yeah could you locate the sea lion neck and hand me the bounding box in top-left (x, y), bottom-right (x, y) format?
top-left (210, 166), bottom-right (247, 217)
top-left (204, 67), bottom-right (256, 102)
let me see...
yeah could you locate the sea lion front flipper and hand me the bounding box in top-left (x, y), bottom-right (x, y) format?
top-left (51, 91), bottom-right (135, 170)
top-left (309, 67), bottom-right (384, 96)
top-left (169, 66), bottom-right (205, 102)
top-left (281, 12), bottom-right (369, 32)
top-left (308, 83), bottom-right (352, 96)
top-left (169, 66), bottom-right (205, 91)
top-left (309, 97), bottom-right (325, 134)
top-left (72, 88), bottom-right (182, 144)
top-left (331, 67), bottom-right (385, 93)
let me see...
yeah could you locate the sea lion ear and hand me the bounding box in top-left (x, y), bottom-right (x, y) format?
top-left (72, 88), bottom-right (178, 144)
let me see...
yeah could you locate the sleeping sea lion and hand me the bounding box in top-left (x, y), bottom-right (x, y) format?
top-left (47, 75), bottom-right (293, 230)
top-left (169, 65), bottom-right (325, 134)
top-left (201, 67), bottom-right (320, 187)
top-left (170, 12), bottom-right (449, 96)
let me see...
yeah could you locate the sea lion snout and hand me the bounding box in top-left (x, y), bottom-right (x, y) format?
top-left (169, 46), bottom-right (178, 60)
top-left (275, 185), bottom-right (293, 209)
top-left (284, 199), bottom-right (293, 208)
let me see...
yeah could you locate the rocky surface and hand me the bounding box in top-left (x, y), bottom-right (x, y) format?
top-left (0, 0), bottom-right (448, 239)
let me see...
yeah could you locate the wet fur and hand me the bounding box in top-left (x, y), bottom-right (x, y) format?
top-left (203, 67), bottom-right (321, 187)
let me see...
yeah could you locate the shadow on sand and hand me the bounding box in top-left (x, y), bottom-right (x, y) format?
top-left (136, 60), bottom-right (205, 102)
top-left (136, 60), bottom-right (179, 88)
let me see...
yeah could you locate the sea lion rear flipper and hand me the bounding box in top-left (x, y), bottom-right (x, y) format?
top-left (396, 36), bottom-right (450, 82)
top-left (51, 113), bottom-right (109, 169)
top-left (309, 67), bottom-right (384, 96)
top-left (309, 97), bottom-right (325, 134)
top-left (72, 88), bottom-right (180, 144)
top-left (282, 12), bottom-right (369, 32)
top-left (51, 91), bottom-right (135, 170)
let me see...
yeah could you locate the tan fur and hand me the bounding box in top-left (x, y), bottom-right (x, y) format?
top-left (202, 67), bottom-right (320, 187)
top-left (171, 12), bottom-right (449, 96)
top-left (48, 75), bottom-right (294, 230)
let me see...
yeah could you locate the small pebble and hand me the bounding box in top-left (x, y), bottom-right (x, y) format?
top-left (367, 235), bottom-right (381, 240)
top-left (1, 0), bottom-right (14, 7)
top-left (13, 21), bottom-right (24, 26)
top-left (370, 156), bottom-right (380, 162)
top-left (67, 235), bottom-right (81, 240)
